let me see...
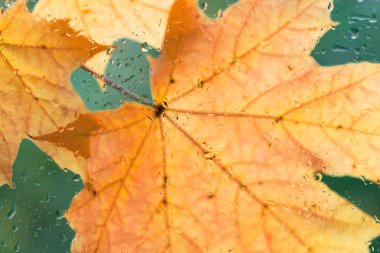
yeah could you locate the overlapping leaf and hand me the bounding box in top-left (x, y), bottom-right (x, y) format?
top-left (33, 0), bottom-right (175, 112)
top-left (33, 0), bottom-right (175, 47)
top-left (36, 0), bottom-right (380, 252)
top-left (0, 1), bottom-right (105, 184)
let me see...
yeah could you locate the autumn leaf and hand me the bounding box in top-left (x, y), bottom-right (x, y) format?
top-left (0, 1), bottom-right (105, 184)
top-left (33, 0), bottom-right (175, 47)
top-left (36, 0), bottom-right (380, 252)
top-left (33, 0), bottom-right (175, 112)
top-left (70, 38), bottom-right (156, 112)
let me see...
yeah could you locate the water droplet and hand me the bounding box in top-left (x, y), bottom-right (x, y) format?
top-left (20, 174), bottom-right (26, 183)
top-left (360, 175), bottom-right (368, 185)
top-left (5, 0), bottom-right (13, 7)
top-left (141, 42), bottom-right (149, 53)
top-left (60, 233), bottom-right (68, 242)
top-left (106, 47), bottom-right (114, 55)
top-left (14, 243), bottom-right (20, 252)
top-left (374, 214), bottom-right (380, 223)
top-left (315, 172), bottom-right (323, 181)
top-left (327, 2), bottom-right (333, 12)
top-left (332, 45), bottom-right (349, 52)
top-left (349, 28), bottom-right (359, 39)
top-left (207, 192), bottom-right (215, 198)
top-left (56, 209), bottom-right (65, 220)
top-left (40, 192), bottom-right (51, 204)
top-left (72, 174), bottom-right (81, 182)
top-left (7, 204), bottom-right (16, 219)
top-left (217, 9), bottom-right (223, 19)
top-left (201, 1), bottom-right (208, 10)
top-left (203, 152), bottom-right (215, 160)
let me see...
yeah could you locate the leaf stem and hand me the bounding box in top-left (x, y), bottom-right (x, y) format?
top-left (80, 64), bottom-right (154, 107)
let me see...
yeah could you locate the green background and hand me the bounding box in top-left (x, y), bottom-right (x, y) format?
top-left (312, 0), bottom-right (380, 65)
top-left (0, 140), bottom-right (83, 253)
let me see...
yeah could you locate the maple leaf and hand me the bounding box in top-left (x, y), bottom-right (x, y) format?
top-left (0, 1), bottom-right (105, 184)
top-left (36, 0), bottom-right (380, 252)
top-left (33, 0), bottom-right (175, 111)
top-left (33, 0), bottom-right (175, 47)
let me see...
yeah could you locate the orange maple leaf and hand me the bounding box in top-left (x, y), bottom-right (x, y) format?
top-left (0, 1), bottom-right (105, 184)
top-left (37, 0), bottom-right (380, 252)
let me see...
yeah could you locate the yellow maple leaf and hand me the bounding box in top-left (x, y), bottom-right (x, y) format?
top-left (33, 0), bottom-right (175, 47)
top-left (0, 1), bottom-right (105, 184)
top-left (36, 0), bottom-right (380, 252)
